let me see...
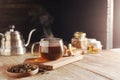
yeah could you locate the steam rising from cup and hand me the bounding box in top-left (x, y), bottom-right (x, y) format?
top-left (39, 13), bottom-right (54, 38)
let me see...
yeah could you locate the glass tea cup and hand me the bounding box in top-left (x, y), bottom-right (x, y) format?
top-left (31, 38), bottom-right (64, 61)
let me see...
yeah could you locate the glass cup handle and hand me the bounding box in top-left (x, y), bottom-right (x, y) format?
top-left (31, 42), bottom-right (40, 56)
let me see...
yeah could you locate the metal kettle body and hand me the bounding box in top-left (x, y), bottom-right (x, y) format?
top-left (0, 25), bottom-right (36, 56)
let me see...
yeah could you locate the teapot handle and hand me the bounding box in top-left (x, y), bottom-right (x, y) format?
top-left (0, 33), bottom-right (4, 37)
top-left (31, 42), bottom-right (40, 56)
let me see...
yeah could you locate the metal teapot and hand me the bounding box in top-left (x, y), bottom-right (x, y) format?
top-left (0, 25), bottom-right (36, 56)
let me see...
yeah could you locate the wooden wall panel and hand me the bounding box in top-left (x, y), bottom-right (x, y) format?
top-left (113, 0), bottom-right (120, 48)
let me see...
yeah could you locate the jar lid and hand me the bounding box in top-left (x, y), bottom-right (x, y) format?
top-left (74, 32), bottom-right (86, 38)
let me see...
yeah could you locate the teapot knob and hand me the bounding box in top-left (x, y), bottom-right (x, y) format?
top-left (9, 25), bottom-right (15, 32)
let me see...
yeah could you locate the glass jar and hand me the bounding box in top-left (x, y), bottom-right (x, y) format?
top-left (87, 39), bottom-right (102, 53)
top-left (71, 32), bottom-right (88, 50)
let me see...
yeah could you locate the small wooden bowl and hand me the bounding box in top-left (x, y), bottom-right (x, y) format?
top-left (6, 63), bottom-right (39, 78)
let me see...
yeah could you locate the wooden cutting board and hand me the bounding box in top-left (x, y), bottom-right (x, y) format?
top-left (24, 50), bottom-right (84, 70)
top-left (40, 55), bottom-right (83, 70)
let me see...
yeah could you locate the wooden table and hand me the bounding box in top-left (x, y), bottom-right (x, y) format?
top-left (0, 50), bottom-right (120, 80)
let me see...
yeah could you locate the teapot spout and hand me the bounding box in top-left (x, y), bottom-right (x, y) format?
top-left (25, 29), bottom-right (36, 47)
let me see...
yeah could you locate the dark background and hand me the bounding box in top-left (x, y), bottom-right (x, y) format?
top-left (0, 0), bottom-right (108, 49)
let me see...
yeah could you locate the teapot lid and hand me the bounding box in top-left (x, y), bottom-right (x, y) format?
top-left (5, 25), bottom-right (22, 40)
top-left (9, 25), bottom-right (15, 32)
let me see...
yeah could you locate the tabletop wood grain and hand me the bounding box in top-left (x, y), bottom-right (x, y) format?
top-left (0, 50), bottom-right (120, 80)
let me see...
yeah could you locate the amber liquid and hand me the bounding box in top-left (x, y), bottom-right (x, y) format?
top-left (40, 46), bottom-right (62, 60)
